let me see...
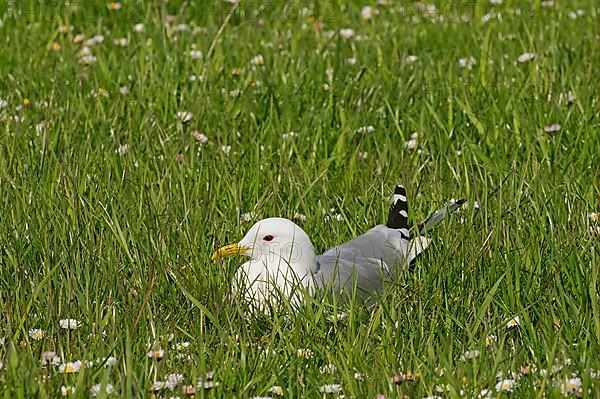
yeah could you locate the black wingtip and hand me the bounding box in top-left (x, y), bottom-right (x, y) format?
top-left (394, 185), bottom-right (406, 195)
top-left (454, 199), bottom-right (467, 207)
top-left (386, 184), bottom-right (410, 237)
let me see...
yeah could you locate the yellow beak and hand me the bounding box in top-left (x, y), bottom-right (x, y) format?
top-left (211, 243), bottom-right (250, 260)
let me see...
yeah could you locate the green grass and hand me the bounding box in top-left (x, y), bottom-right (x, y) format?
top-left (0, 0), bottom-right (599, 397)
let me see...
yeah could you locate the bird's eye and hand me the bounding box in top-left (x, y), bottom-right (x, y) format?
top-left (263, 235), bottom-right (274, 242)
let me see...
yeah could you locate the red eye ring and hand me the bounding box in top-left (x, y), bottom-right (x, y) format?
top-left (263, 235), bottom-right (274, 242)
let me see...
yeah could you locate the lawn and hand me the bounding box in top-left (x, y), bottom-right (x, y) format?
top-left (0, 0), bottom-right (598, 397)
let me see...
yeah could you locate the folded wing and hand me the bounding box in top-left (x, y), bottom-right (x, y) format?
top-left (313, 225), bottom-right (430, 295)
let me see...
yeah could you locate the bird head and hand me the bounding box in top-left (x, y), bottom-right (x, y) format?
top-left (212, 218), bottom-right (316, 270)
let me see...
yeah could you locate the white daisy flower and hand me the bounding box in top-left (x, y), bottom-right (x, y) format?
top-left (180, 385), bottom-right (195, 394)
top-left (485, 334), bottom-right (498, 346)
top-left (104, 356), bottom-right (117, 366)
top-left (250, 55), bottom-right (264, 66)
top-left (550, 363), bottom-right (564, 374)
top-left (495, 379), bottom-right (517, 392)
top-left (60, 385), bottom-right (76, 396)
top-left (356, 125), bottom-right (375, 134)
top-left (90, 383), bottom-right (114, 396)
top-left (133, 23), bottom-right (145, 32)
top-left (403, 132), bottom-right (418, 149)
top-left (58, 25), bottom-right (73, 33)
top-left (293, 213), bottom-right (307, 222)
top-left (191, 131), bottom-right (209, 144)
top-left (240, 212), bottom-right (256, 223)
top-left (73, 33), bottom-right (86, 44)
top-left (482, 12), bottom-right (497, 23)
top-left (117, 144), bottom-right (129, 156)
top-left (518, 364), bottom-right (536, 376)
top-left (506, 315), bottom-right (520, 328)
top-left (434, 383), bottom-right (450, 392)
top-left (59, 360), bottom-right (82, 374)
top-left (319, 384), bottom-right (342, 394)
top-left (173, 23), bottom-right (189, 32)
top-left (174, 341), bottom-right (191, 351)
top-left (517, 52), bottom-right (535, 63)
top-left (320, 363), bottom-right (336, 374)
top-left (478, 388), bottom-right (494, 398)
top-left (165, 373), bottom-right (184, 390)
top-left (404, 55), bottom-right (418, 64)
top-left (460, 349), bottom-right (481, 361)
top-left (282, 131), bottom-right (298, 139)
top-left (41, 351), bottom-right (57, 363)
top-left (543, 124), bottom-right (561, 132)
top-left (113, 37), bottom-right (129, 46)
top-left (354, 372), bottom-right (367, 380)
top-left (90, 88), bottom-right (109, 98)
top-left (79, 46), bottom-right (92, 56)
top-left (107, 2), bottom-right (122, 10)
top-left (560, 377), bottom-right (582, 395)
top-left (79, 54), bottom-right (98, 65)
top-left (147, 348), bottom-right (165, 360)
top-left (458, 57), bottom-right (476, 69)
top-left (85, 35), bottom-right (104, 46)
top-left (150, 381), bottom-right (166, 392)
top-left (190, 50), bottom-right (203, 59)
top-left (176, 111), bottom-right (194, 123)
top-left (297, 348), bottom-right (314, 358)
top-left (339, 28), bottom-right (355, 39)
top-left (59, 319), bottom-right (81, 330)
top-left (361, 6), bottom-right (376, 20)
top-left (220, 145), bottom-right (232, 155)
top-left (268, 386), bottom-right (284, 396)
top-left (197, 379), bottom-right (220, 389)
top-left (29, 328), bottom-right (45, 340)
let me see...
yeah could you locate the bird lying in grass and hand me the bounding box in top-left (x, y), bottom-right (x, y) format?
top-left (212, 185), bottom-right (465, 311)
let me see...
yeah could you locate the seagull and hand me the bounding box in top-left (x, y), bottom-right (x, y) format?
top-left (212, 185), bottom-right (465, 311)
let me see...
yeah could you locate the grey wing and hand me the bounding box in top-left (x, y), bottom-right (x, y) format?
top-left (313, 225), bottom-right (430, 294)
top-left (313, 254), bottom-right (389, 296)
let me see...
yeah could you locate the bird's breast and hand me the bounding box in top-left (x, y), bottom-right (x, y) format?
top-left (231, 259), bottom-right (313, 310)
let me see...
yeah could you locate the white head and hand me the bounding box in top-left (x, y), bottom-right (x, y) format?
top-left (212, 217), bottom-right (317, 274)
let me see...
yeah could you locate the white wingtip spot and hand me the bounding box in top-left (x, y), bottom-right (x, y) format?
top-left (407, 236), bottom-right (431, 262)
top-left (399, 210), bottom-right (408, 217)
top-left (393, 194), bottom-right (407, 203)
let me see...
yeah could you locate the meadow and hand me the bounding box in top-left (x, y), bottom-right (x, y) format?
top-left (0, 0), bottom-right (599, 397)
